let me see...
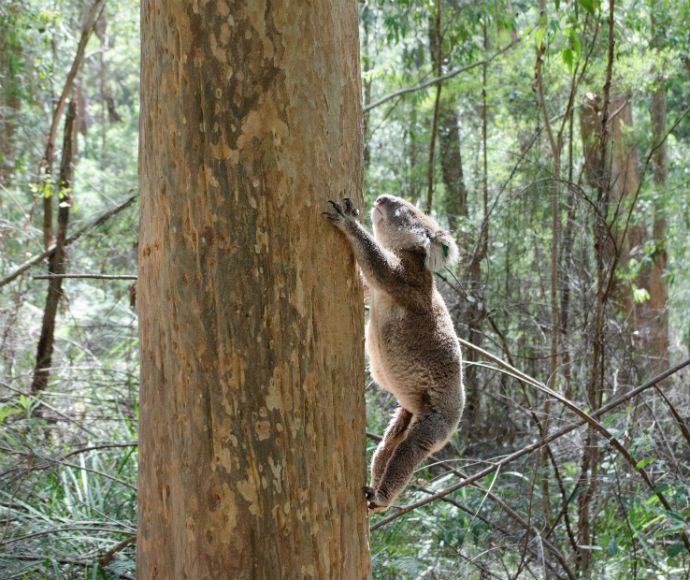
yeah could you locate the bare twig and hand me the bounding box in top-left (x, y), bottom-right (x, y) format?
top-left (34, 274), bottom-right (137, 280)
top-left (364, 38), bottom-right (519, 113)
top-left (61, 442), bottom-right (138, 460)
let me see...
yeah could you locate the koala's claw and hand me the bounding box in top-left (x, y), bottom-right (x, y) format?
top-left (363, 486), bottom-right (389, 514)
top-left (343, 197), bottom-right (360, 217)
top-left (323, 198), bottom-right (360, 223)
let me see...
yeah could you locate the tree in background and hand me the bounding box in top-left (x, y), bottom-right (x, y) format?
top-left (136, 0), bottom-right (370, 577)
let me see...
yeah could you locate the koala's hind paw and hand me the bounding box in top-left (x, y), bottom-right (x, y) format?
top-left (323, 198), bottom-right (360, 226)
top-left (363, 486), bottom-right (390, 514)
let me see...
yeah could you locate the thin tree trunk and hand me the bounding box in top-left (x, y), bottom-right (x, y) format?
top-left (361, 4), bottom-right (373, 170)
top-left (560, 106), bottom-right (577, 400)
top-left (645, 16), bottom-right (669, 373)
top-left (402, 41), bottom-right (424, 200)
top-left (0, 2), bottom-right (22, 185)
top-left (426, 3), bottom-right (442, 212)
top-left (427, 3), bottom-right (468, 229)
top-left (38, 0), bottom-right (105, 249)
top-left (459, 18), bottom-right (492, 437)
top-left (577, 2), bottom-right (616, 573)
top-left (136, 1), bottom-right (370, 578)
top-left (31, 101), bottom-right (77, 395)
top-left (534, 0), bottom-right (561, 530)
top-left (439, 108), bottom-right (468, 231)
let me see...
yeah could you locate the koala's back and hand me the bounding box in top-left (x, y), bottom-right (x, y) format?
top-left (367, 286), bottom-right (463, 416)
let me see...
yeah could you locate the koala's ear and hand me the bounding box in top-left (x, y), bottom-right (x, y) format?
top-left (425, 229), bottom-right (458, 272)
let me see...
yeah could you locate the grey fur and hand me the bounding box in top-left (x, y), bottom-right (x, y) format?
top-left (324, 195), bottom-right (465, 513)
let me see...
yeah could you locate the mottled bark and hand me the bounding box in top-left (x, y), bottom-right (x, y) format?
top-left (136, 1), bottom-right (370, 578)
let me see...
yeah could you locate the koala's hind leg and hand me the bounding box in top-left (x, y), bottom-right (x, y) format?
top-left (365, 410), bottom-right (456, 513)
top-left (370, 407), bottom-right (413, 489)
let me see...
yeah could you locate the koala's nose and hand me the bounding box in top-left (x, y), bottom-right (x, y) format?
top-left (375, 196), bottom-right (391, 205)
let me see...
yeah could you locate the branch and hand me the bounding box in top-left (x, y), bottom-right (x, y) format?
top-left (61, 442), bottom-right (138, 460)
top-left (0, 193), bottom-right (137, 289)
top-left (34, 274), bottom-right (137, 280)
top-left (363, 38), bottom-right (519, 113)
top-left (98, 535), bottom-right (136, 567)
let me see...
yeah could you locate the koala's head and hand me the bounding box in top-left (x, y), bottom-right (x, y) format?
top-left (371, 195), bottom-right (458, 272)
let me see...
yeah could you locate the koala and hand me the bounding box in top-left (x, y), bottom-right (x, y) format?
top-left (323, 195), bottom-right (465, 513)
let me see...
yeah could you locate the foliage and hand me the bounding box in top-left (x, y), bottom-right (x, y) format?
top-left (1, 0), bottom-right (140, 577)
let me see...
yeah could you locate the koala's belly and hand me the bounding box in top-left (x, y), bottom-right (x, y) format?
top-left (366, 302), bottom-right (462, 413)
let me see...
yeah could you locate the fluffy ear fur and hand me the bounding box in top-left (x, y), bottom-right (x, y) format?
top-left (425, 229), bottom-right (458, 272)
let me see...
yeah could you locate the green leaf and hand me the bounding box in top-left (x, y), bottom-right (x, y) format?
top-left (562, 48), bottom-right (573, 72)
top-left (635, 457), bottom-right (655, 469)
top-left (662, 509), bottom-right (689, 524)
top-left (578, 0), bottom-right (596, 14)
top-left (633, 287), bottom-right (650, 303)
top-left (533, 27), bottom-right (545, 50)
top-left (667, 542), bottom-right (685, 557)
top-left (569, 28), bottom-right (582, 58)
top-left (0, 407), bottom-right (22, 422)
top-left (606, 538), bottom-right (619, 556)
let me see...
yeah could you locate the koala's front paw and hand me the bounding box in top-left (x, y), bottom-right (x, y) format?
top-left (322, 197), bottom-right (360, 229)
top-left (363, 485), bottom-right (390, 514)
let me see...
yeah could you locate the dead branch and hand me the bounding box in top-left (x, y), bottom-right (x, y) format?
top-left (34, 274), bottom-right (137, 280)
top-left (363, 38), bottom-right (519, 113)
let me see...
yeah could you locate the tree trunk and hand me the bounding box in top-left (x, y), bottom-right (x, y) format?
top-left (643, 17), bottom-right (669, 373)
top-left (581, 85), bottom-right (668, 374)
top-left (577, 6), bottom-right (616, 570)
top-left (425, 4), bottom-right (442, 212)
top-left (361, 4), bottom-right (373, 170)
top-left (31, 101), bottom-right (76, 395)
top-left (136, 1), bottom-right (370, 579)
top-left (0, 2), bottom-right (22, 185)
top-left (439, 108), bottom-right (468, 231)
top-left (38, 0), bottom-right (105, 249)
